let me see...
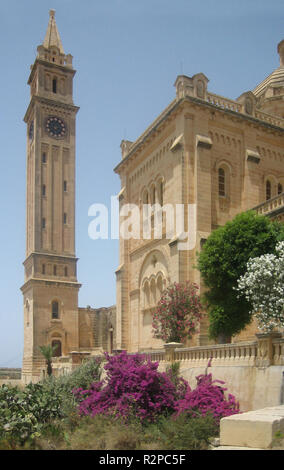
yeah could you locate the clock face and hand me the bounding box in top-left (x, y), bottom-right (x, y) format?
top-left (45, 116), bottom-right (67, 138)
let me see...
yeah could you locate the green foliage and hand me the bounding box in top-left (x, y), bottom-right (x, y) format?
top-left (32, 413), bottom-right (217, 450)
top-left (0, 358), bottom-right (102, 447)
top-left (197, 211), bottom-right (284, 339)
top-left (39, 344), bottom-right (58, 360)
top-left (0, 383), bottom-right (63, 445)
top-left (152, 413), bottom-right (218, 450)
top-left (39, 344), bottom-right (59, 376)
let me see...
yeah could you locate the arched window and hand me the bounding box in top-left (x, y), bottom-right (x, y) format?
top-left (42, 152), bottom-right (47, 163)
top-left (144, 281), bottom-right (150, 308)
top-left (157, 275), bottom-right (164, 300)
top-left (53, 265), bottom-right (57, 276)
top-left (108, 325), bottom-right (114, 353)
top-left (266, 180), bottom-right (271, 200)
top-left (151, 185), bottom-right (156, 204)
top-left (42, 184), bottom-right (46, 196)
top-left (42, 264), bottom-right (45, 275)
top-left (159, 180), bottom-right (164, 206)
top-left (51, 300), bottom-right (59, 319)
top-left (51, 339), bottom-right (61, 357)
top-left (218, 168), bottom-right (226, 197)
top-left (64, 266), bottom-right (68, 277)
top-left (278, 183), bottom-right (283, 195)
top-left (52, 78), bottom-right (57, 93)
top-left (150, 278), bottom-right (156, 306)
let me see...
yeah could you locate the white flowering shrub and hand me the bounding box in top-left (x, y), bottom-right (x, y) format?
top-left (237, 241), bottom-right (284, 332)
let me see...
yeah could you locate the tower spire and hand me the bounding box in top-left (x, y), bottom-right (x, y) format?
top-left (43, 9), bottom-right (64, 54)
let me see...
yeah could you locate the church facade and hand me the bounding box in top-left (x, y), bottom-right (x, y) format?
top-left (114, 42), bottom-right (284, 352)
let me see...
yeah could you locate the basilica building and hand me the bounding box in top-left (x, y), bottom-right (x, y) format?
top-left (22, 11), bottom-right (284, 383)
top-left (114, 41), bottom-right (284, 352)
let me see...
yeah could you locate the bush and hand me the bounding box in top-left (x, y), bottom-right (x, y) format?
top-left (237, 241), bottom-right (284, 332)
top-left (74, 351), bottom-right (188, 423)
top-left (197, 211), bottom-right (284, 339)
top-left (153, 413), bottom-right (218, 450)
top-left (152, 282), bottom-right (202, 343)
top-left (176, 366), bottom-right (240, 425)
top-left (34, 413), bottom-right (217, 450)
top-left (0, 357), bottom-right (102, 447)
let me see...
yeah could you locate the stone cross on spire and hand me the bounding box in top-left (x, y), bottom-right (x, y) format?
top-left (43, 9), bottom-right (64, 54)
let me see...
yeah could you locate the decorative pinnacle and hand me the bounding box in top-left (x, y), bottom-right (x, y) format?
top-left (43, 9), bottom-right (64, 54)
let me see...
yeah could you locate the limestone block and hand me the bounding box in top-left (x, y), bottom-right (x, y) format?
top-left (220, 406), bottom-right (284, 449)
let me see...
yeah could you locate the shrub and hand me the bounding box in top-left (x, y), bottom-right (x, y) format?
top-left (153, 413), bottom-right (218, 450)
top-left (152, 282), bottom-right (203, 343)
top-left (0, 357), bottom-right (102, 447)
top-left (237, 241), bottom-right (284, 332)
top-left (74, 351), bottom-right (188, 423)
top-left (197, 211), bottom-right (284, 339)
top-left (0, 382), bottom-right (63, 445)
top-left (176, 366), bottom-right (240, 425)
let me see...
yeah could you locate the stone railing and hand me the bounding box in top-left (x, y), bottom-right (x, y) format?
top-left (254, 109), bottom-right (284, 128)
top-left (207, 92), bottom-right (243, 113)
top-left (206, 92), bottom-right (284, 129)
top-left (147, 333), bottom-right (284, 368)
top-left (273, 337), bottom-right (284, 365)
top-left (253, 192), bottom-right (284, 217)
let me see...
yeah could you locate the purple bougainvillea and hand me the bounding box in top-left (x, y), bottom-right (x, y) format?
top-left (175, 371), bottom-right (240, 424)
top-left (73, 353), bottom-right (239, 424)
top-left (73, 351), bottom-right (187, 422)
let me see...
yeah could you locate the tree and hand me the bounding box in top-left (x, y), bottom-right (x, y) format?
top-left (197, 211), bottom-right (284, 341)
top-left (237, 241), bottom-right (284, 332)
top-left (39, 344), bottom-right (59, 376)
top-left (152, 282), bottom-right (202, 343)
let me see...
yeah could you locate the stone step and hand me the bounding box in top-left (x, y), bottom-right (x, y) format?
top-left (220, 406), bottom-right (284, 449)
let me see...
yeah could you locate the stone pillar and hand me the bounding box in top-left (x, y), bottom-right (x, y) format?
top-left (164, 342), bottom-right (183, 363)
top-left (256, 332), bottom-right (282, 367)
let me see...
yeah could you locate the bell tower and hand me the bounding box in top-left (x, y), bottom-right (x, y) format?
top-left (21, 10), bottom-right (81, 383)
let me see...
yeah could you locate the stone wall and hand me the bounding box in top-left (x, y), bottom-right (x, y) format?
top-left (147, 333), bottom-right (284, 412)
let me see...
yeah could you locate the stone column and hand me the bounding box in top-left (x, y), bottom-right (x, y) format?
top-left (164, 342), bottom-right (183, 363)
top-left (256, 332), bottom-right (282, 367)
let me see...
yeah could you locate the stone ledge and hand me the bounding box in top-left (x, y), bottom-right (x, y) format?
top-left (220, 406), bottom-right (284, 449)
top-left (212, 446), bottom-right (263, 450)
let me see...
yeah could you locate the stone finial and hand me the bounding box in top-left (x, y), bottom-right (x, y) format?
top-left (49, 9), bottom-right (56, 18)
top-left (277, 40), bottom-right (284, 67)
top-left (120, 140), bottom-right (133, 159)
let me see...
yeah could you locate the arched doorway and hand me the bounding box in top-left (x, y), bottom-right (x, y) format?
top-left (51, 339), bottom-right (62, 357)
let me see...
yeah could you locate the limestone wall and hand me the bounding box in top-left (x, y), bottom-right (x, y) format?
top-left (148, 334), bottom-right (284, 412)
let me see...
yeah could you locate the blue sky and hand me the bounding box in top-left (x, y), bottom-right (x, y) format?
top-left (0, 0), bottom-right (283, 367)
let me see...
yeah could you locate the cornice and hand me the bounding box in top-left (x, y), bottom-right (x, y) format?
top-left (114, 95), bottom-right (284, 175)
top-left (28, 58), bottom-right (76, 85)
top-left (21, 277), bottom-right (82, 294)
top-left (24, 95), bottom-right (80, 123)
top-left (23, 251), bottom-right (78, 266)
